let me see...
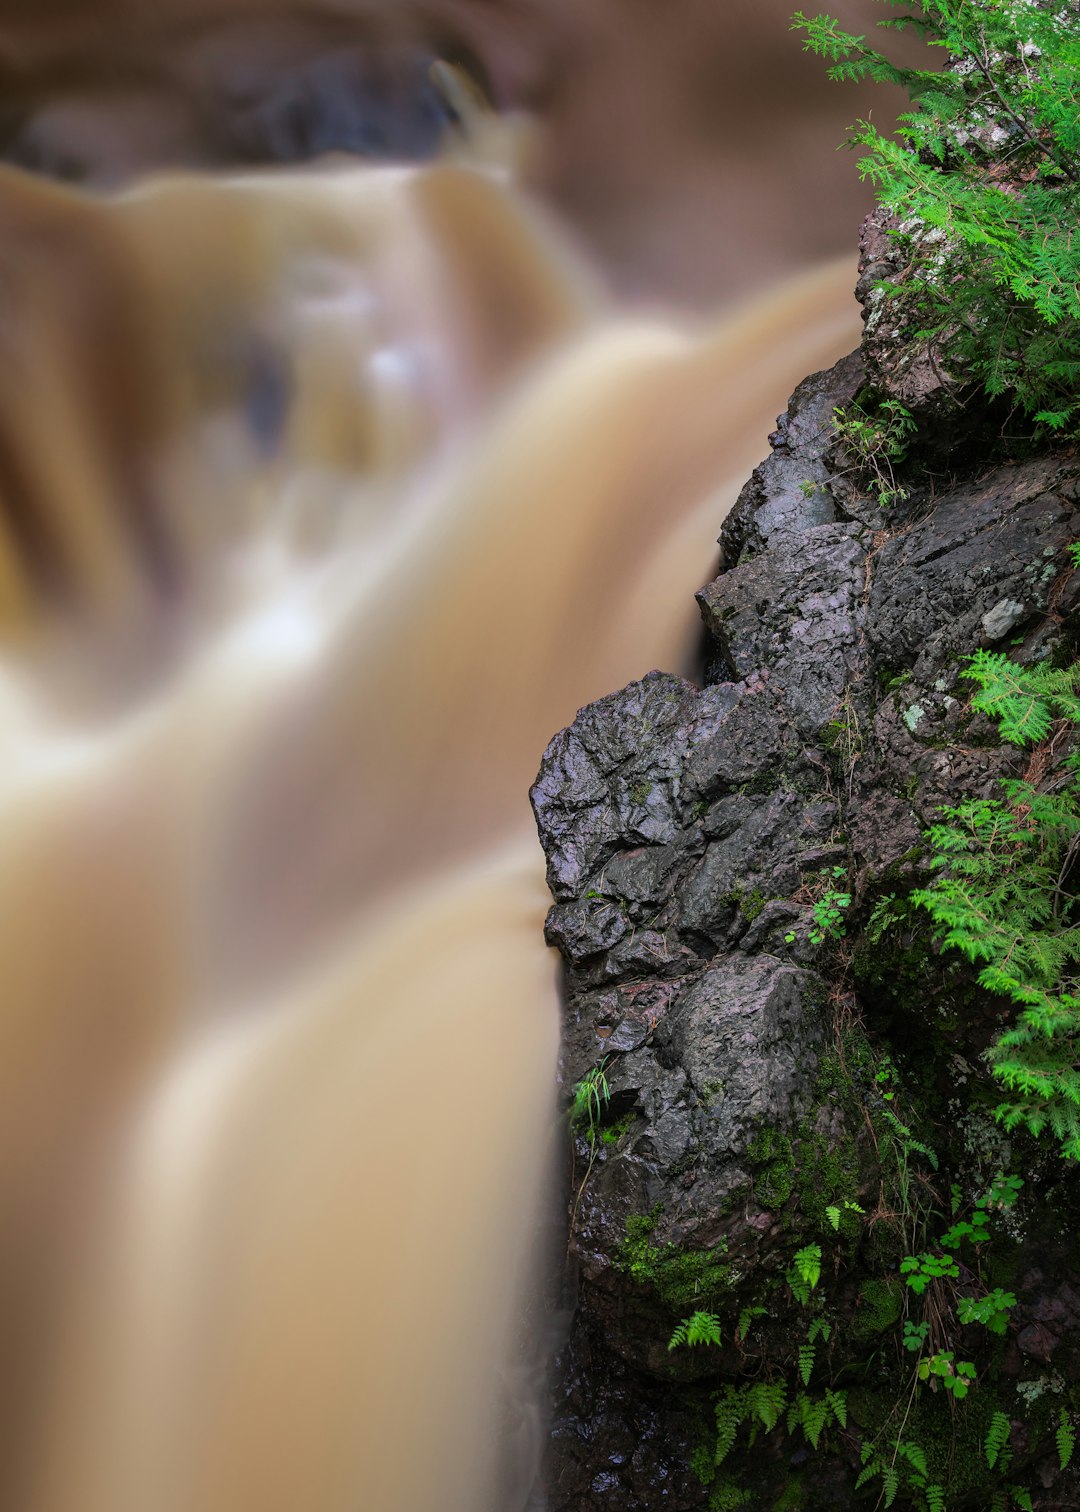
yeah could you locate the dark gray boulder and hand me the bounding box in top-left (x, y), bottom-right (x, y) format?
top-left (531, 320), bottom-right (1080, 1508)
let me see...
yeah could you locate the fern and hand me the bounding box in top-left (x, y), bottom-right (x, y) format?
top-left (788, 1242), bottom-right (823, 1304)
top-left (856, 1447), bottom-right (901, 1505)
top-left (736, 1305), bottom-right (766, 1343)
top-left (711, 1381), bottom-right (790, 1467)
top-left (914, 650), bottom-right (1080, 1159)
top-left (797, 1341), bottom-right (816, 1386)
top-left (793, 1), bottom-right (1080, 433)
top-left (713, 1388), bottom-right (745, 1468)
top-left (985, 1410), bottom-right (1012, 1470)
top-left (857, 1435), bottom-right (949, 1509)
top-left (747, 1380), bottom-right (788, 1434)
top-left (903, 1441), bottom-right (928, 1476)
top-left (669, 1311), bottom-right (724, 1351)
top-left (883, 1465), bottom-right (900, 1508)
top-left (1057, 1407), bottom-right (1076, 1470)
top-left (826, 1387), bottom-right (848, 1430)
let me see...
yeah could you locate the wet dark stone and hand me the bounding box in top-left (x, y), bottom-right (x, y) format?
top-left (532, 322), bottom-right (1080, 1507)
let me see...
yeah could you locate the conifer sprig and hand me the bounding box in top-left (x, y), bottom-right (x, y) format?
top-left (793, 1), bottom-right (1080, 431)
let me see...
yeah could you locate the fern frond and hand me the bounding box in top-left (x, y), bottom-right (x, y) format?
top-left (669, 1311), bottom-right (723, 1351)
top-left (713, 1387), bottom-right (745, 1467)
top-left (897, 1439), bottom-right (927, 1478)
top-left (1057, 1408), bottom-right (1076, 1470)
top-left (747, 1380), bottom-right (788, 1434)
top-left (985, 1410), bottom-right (1011, 1469)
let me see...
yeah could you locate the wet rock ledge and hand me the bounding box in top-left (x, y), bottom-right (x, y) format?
top-left (531, 252), bottom-right (1080, 1508)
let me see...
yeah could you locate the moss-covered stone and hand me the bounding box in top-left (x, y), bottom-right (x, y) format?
top-left (619, 1208), bottom-right (735, 1311)
top-left (749, 1129), bottom-right (796, 1209)
top-left (852, 1277), bottom-right (903, 1338)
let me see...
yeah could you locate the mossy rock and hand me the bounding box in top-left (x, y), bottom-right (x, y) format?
top-left (619, 1208), bottom-right (735, 1312)
top-left (851, 1276), bottom-right (903, 1339)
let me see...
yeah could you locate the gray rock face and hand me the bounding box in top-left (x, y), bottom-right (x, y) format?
top-left (531, 331), bottom-right (1080, 1509)
top-left (721, 349), bottom-right (865, 563)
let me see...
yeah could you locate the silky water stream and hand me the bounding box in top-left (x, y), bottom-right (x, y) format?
top-left (0, 98), bottom-right (861, 1512)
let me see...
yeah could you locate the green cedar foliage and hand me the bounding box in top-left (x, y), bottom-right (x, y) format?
top-left (913, 650), bottom-right (1080, 1158)
top-left (793, 0), bottom-right (1080, 432)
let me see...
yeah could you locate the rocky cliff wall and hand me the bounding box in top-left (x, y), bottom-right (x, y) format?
top-left (532, 230), bottom-right (1080, 1511)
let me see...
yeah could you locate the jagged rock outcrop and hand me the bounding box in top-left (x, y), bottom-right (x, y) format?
top-left (532, 274), bottom-right (1080, 1508)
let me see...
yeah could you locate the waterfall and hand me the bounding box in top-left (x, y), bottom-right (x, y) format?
top-left (0, 12), bottom-right (868, 1509)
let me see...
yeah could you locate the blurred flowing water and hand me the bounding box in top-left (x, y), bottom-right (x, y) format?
top-left (0, 5), bottom-right (886, 1509)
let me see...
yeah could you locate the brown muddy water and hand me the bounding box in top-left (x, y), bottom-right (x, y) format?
top-left (0, 3), bottom-right (899, 1508)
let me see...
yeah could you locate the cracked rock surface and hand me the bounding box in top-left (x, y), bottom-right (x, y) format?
top-left (531, 327), bottom-right (1080, 1509)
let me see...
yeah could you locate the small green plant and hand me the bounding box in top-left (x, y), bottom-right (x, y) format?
top-left (857, 1437), bottom-right (943, 1509)
top-left (735, 1304), bottom-right (767, 1343)
top-left (788, 1242), bottom-right (823, 1305)
top-left (832, 398), bottom-right (917, 506)
top-left (985, 1410), bottom-right (1013, 1471)
top-left (787, 1387), bottom-right (848, 1449)
top-left (866, 892), bottom-right (905, 942)
top-left (810, 867), bottom-right (852, 945)
top-left (570, 1058), bottom-right (611, 1145)
top-left (962, 648), bottom-right (1080, 745)
top-left (903, 1318), bottom-right (930, 1353)
top-left (669, 1310), bottom-right (724, 1350)
top-left (875, 1058), bottom-right (898, 1102)
top-left (956, 1288), bottom-right (1017, 1335)
top-left (1058, 1408), bottom-right (1076, 1471)
top-left (913, 649), bottom-right (1080, 1158)
top-left (940, 1171), bottom-right (1021, 1247)
top-left (900, 1249), bottom-right (959, 1294)
top-left (825, 1198), bottom-right (865, 1231)
top-left (918, 1350), bottom-right (977, 1399)
top-left (985, 1171), bottom-right (1025, 1210)
top-left (793, 0), bottom-right (1080, 433)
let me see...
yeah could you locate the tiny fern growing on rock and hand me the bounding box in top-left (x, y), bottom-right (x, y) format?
top-left (788, 1242), bottom-right (822, 1304)
top-left (668, 1310), bottom-right (723, 1350)
top-left (913, 648), bottom-right (1080, 1158)
top-left (985, 1410), bottom-right (1012, 1471)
